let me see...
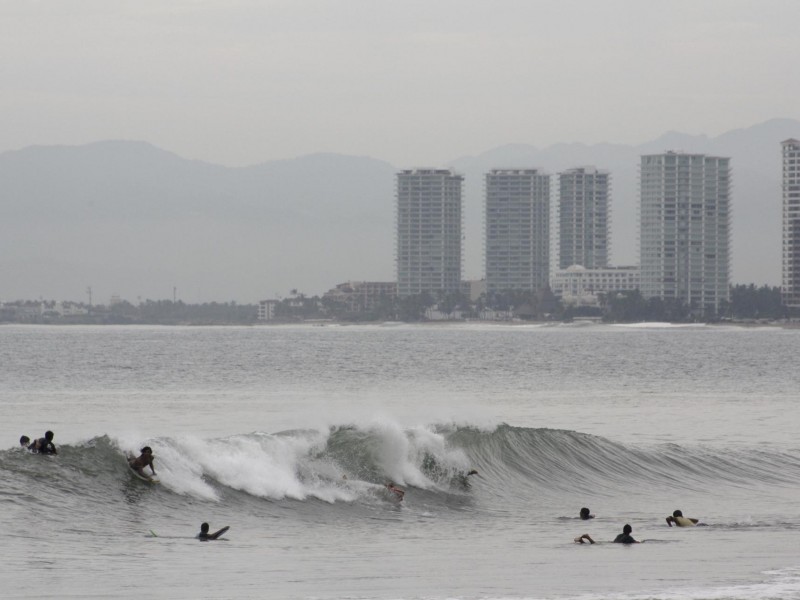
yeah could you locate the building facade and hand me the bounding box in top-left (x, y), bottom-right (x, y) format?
top-left (396, 169), bottom-right (463, 297)
top-left (550, 265), bottom-right (640, 306)
top-left (257, 299), bottom-right (279, 321)
top-left (782, 139), bottom-right (800, 308)
top-left (485, 169), bottom-right (550, 295)
top-left (323, 281), bottom-right (397, 313)
top-left (558, 166), bottom-right (610, 269)
top-left (639, 152), bottom-right (730, 315)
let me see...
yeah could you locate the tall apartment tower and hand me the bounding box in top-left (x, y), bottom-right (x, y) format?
top-left (558, 166), bottom-right (610, 269)
top-left (639, 152), bottom-right (731, 315)
top-left (782, 139), bottom-right (800, 308)
top-left (485, 169), bottom-right (550, 294)
top-left (396, 169), bottom-right (463, 298)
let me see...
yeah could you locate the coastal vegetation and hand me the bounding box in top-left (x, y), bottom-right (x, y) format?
top-left (0, 284), bottom-right (788, 325)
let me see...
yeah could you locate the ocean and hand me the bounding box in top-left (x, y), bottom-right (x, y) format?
top-left (1, 323), bottom-right (799, 600)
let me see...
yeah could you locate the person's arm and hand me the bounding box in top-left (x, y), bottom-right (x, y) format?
top-left (210, 526), bottom-right (230, 540)
top-left (666, 516), bottom-right (674, 527)
top-left (149, 457), bottom-right (156, 475)
top-left (574, 534), bottom-right (595, 544)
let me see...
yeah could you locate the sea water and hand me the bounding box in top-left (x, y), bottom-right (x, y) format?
top-left (1, 323), bottom-right (799, 600)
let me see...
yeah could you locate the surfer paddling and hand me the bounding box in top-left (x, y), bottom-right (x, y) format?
top-left (128, 446), bottom-right (157, 480)
top-left (574, 524), bottom-right (641, 545)
top-left (666, 509), bottom-right (700, 527)
top-left (198, 523), bottom-right (230, 541)
top-left (29, 430), bottom-right (57, 455)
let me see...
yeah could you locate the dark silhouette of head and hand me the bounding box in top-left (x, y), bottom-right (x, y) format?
top-left (580, 507), bottom-right (591, 519)
top-left (623, 524), bottom-right (632, 535)
top-left (141, 446), bottom-right (152, 455)
top-left (673, 510), bottom-right (683, 518)
top-left (201, 523), bottom-right (210, 534)
top-left (467, 469), bottom-right (479, 476)
top-left (44, 431), bottom-right (54, 441)
top-left (20, 435), bottom-right (30, 446)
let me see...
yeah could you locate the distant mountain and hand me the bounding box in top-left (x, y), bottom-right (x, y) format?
top-left (1, 119), bottom-right (798, 302)
top-left (0, 141), bottom-right (396, 302)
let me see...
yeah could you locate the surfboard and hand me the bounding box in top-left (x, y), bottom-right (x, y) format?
top-left (130, 467), bottom-right (160, 484)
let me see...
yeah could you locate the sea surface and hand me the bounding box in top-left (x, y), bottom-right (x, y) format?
top-left (1, 322), bottom-right (799, 600)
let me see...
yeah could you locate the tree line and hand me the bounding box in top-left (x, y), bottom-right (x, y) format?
top-left (0, 284), bottom-right (790, 324)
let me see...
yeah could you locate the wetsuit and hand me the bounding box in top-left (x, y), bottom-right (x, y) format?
top-left (31, 438), bottom-right (57, 455)
top-left (613, 533), bottom-right (637, 544)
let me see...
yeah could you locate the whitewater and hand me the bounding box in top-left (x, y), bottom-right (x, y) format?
top-left (1, 323), bottom-right (799, 600)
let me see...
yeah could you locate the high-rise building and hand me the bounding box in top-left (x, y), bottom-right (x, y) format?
top-left (485, 169), bottom-right (550, 295)
top-left (558, 166), bottom-right (610, 269)
top-left (639, 152), bottom-right (730, 315)
top-left (782, 139), bottom-right (800, 308)
top-left (396, 169), bottom-right (463, 298)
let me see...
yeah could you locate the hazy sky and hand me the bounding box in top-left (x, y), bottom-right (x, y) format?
top-left (2, 0), bottom-right (799, 166)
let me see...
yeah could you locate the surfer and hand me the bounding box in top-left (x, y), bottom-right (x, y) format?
top-left (613, 524), bottom-right (640, 544)
top-left (666, 509), bottom-right (700, 527)
top-left (19, 435), bottom-right (30, 448)
top-left (579, 507), bottom-right (594, 520)
top-left (198, 523), bottom-right (230, 541)
top-left (29, 430), bottom-right (57, 455)
top-left (386, 482), bottom-right (405, 501)
top-left (452, 469), bottom-right (479, 489)
top-left (575, 524), bottom-right (640, 544)
top-left (128, 446), bottom-right (157, 480)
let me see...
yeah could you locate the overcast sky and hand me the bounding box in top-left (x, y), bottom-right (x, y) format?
top-left (2, 0), bottom-right (799, 167)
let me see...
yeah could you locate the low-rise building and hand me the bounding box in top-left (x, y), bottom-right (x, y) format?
top-left (258, 299), bottom-right (280, 321)
top-left (322, 281), bottom-right (397, 313)
top-left (551, 265), bottom-right (640, 306)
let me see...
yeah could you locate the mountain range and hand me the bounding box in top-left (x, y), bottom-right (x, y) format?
top-left (2, 118), bottom-right (799, 303)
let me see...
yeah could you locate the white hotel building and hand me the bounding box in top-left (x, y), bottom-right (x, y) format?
top-left (558, 166), bottom-right (610, 270)
top-left (396, 169), bottom-right (463, 298)
top-left (484, 169), bottom-right (551, 294)
top-left (551, 265), bottom-right (640, 306)
top-left (782, 139), bottom-right (800, 308)
top-left (639, 152), bottom-right (730, 315)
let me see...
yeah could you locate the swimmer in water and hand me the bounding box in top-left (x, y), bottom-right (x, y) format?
top-left (19, 435), bottom-right (30, 449)
top-left (613, 524), bottom-right (640, 544)
top-left (579, 507), bottom-right (595, 520)
top-left (575, 524), bottom-right (641, 545)
top-left (198, 523), bottom-right (230, 541)
top-left (666, 509), bottom-right (700, 527)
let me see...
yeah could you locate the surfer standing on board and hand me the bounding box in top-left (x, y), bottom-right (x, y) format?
top-left (128, 446), bottom-right (156, 480)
